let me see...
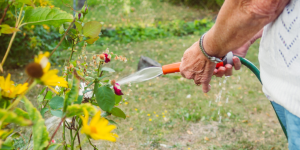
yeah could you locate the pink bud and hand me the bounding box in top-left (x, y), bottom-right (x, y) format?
top-left (104, 53), bottom-right (111, 63)
top-left (113, 83), bottom-right (123, 95)
top-left (51, 139), bottom-right (56, 143)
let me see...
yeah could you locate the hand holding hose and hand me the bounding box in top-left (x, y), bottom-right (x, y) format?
top-left (180, 41), bottom-right (218, 93)
top-left (180, 40), bottom-right (243, 93)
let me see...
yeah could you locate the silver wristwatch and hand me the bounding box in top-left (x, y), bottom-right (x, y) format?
top-left (199, 33), bottom-right (222, 63)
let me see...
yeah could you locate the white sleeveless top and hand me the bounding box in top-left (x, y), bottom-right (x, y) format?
top-left (259, 0), bottom-right (300, 118)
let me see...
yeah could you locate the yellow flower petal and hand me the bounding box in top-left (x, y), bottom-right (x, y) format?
top-left (90, 111), bottom-right (101, 126)
top-left (80, 108), bottom-right (118, 142)
top-left (0, 74), bottom-right (28, 99)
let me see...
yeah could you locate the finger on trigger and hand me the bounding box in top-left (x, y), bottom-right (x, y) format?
top-left (213, 69), bottom-right (218, 75)
top-left (233, 56), bottom-right (241, 70)
top-left (215, 67), bottom-right (225, 77)
top-left (224, 64), bottom-right (232, 76)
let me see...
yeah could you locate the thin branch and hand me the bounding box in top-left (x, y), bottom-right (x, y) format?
top-left (45, 117), bottom-right (66, 150)
top-left (77, 130), bottom-right (82, 150)
top-left (26, 133), bottom-right (32, 150)
top-left (88, 137), bottom-right (98, 150)
top-left (49, 18), bottom-right (76, 58)
top-left (99, 71), bottom-right (103, 77)
top-left (0, 4), bottom-right (10, 25)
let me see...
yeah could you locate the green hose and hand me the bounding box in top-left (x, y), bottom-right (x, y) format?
top-left (237, 56), bottom-right (288, 140)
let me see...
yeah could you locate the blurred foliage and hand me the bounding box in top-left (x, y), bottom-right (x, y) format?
top-left (162, 0), bottom-right (224, 9)
top-left (0, 2), bottom-right (61, 69)
top-left (0, 25), bottom-right (60, 68)
top-left (99, 19), bottom-right (214, 45)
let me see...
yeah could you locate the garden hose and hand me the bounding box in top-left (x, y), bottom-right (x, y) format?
top-left (237, 56), bottom-right (288, 140)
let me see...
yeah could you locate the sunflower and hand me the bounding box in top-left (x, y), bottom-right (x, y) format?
top-left (80, 108), bottom-right (118, 142)
top-left (26, 52), bottom-right (68, 93)
top-left (0, 74), bottom-right (28, 99)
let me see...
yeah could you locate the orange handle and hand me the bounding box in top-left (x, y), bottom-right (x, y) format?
top-left (162, 62), bottom-right (181, 75)
top-left (162, 62), bottom-right (225, 75)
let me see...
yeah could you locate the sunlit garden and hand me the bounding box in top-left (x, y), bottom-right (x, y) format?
top-left (0, 0), bottom-right (288, 149)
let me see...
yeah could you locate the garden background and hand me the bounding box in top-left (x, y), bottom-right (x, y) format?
top-left (0, 0), bottom-right (288, 149)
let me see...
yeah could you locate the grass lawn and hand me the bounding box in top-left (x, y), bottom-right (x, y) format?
top-left (4, 0), bottom-right (288, 149)
top-left (82, 36), bottom-right (287, 149)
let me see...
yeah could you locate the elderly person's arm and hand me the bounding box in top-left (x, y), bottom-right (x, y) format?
top-left (180, 0), bottom-right (290, 93)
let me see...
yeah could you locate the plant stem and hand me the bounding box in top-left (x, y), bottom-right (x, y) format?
top-left (65, 40), bottom-right (76, 85)
top-left (88, 137), bottom-right (98, 150)
top-left (71, 119), bottom-right (82, 150)
top-left (63, 122), bottom-right (67, 150)
top-left (49, 18), bottom-right (76, 58)
top-left (0, 4), bottom-right (24, 72)
top-left (77, 130), bottom-right (82, 150)
top-left (0, 4), bottom-right (10, 25)
top-left (26, 133), bottom-right (32, 150)
top-left (70, 126), bottom-right (74, 150)
top-left (45, 116), bottom-right (66, 150)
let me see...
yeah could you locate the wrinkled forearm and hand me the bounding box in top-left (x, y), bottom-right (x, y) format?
top-left (204, 0), bottom-right (290, 58)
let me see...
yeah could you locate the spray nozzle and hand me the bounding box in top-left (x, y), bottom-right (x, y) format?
top-left (162, 51), bottom-right (234, 75)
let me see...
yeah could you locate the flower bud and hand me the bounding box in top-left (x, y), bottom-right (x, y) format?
top-left (113, 83), bottom-right (123, 95)
top-left (100, 54), bottom-right (105, 60)
top-left (111, 79), bottom-right (116, 85)
top-left (81, 4), bottom-right (89, 14)
top-left (93, 55), bottom-right (96, 60)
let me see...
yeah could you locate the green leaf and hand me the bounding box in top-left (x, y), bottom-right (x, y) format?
top-left (37, 95), bottom-right (44, 102)
top-left (0, 24), bottom-right (20, 34)
top-left (22, 7), bottom-right (73, 27)
top-left (64, 78), bottom-right (79, 112)
top-left (115, 95), bottom-right (122, 105)
top-left (15, 0), bottom-right (34, 5)
top-left (45, 91), bottom-right (53, 100)
top-left (110, 107), bottom-right (126, 119)
top-left (83, 21), bottom-right (102, 38)
top-left (48, 143), bottom-right (62, 150)
top-left (50, 110), bottom-right (63, 118)
top-left (108, 119), bottom-right (118, 125)
top-left (0, 109), bottom-right (31, 126)
top-left (24, 97), bottom-right (50, 150)
top-left (49, 96), bottom-right (64, 109)
top-left (59, 24), bottom-right (65, 34)
top-left (39, 87), bottom-right (47, 95)
top-left (96, 86), bottom-right (115, 112)
top-left (65, 103), bottom-right (96, 118)
top-left (74, 95), bottom-right (83, 104)
top-left (14, 108), bottom-right (29, 120)
top-left (85, 37), bottom-right (99, 44)
top-left (101, 67), bottom-right (115, 73)
top-left (75, 21), bottom-right (83, 33)
top-left (40, 108), bottom-right (49, 118)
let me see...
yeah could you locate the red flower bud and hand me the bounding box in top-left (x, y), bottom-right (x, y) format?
top-left (113, 83), bottom-right (123, 95)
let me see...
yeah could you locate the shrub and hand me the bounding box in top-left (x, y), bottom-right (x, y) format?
top-left (162, 0), bottom-right (224, 9)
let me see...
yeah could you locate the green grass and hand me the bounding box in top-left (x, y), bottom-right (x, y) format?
top-left (53, 0), bottom-right (214, 25)
top-left (80, 35), bottom-right (287, 149)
